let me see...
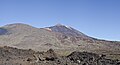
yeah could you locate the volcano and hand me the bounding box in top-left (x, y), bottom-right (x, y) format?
top-left (0, 23), bottom-right (119, 53)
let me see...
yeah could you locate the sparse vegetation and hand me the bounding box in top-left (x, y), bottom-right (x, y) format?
top-left (0, 23), bottom-right (120, 65)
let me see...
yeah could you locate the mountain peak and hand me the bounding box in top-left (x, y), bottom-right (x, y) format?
top-left (55, 23), bottom-right (64, 26)
top-left (55, 24), bottom-right (72, 29)
top-left (47, 24), bottom-right (88, 38)
top-left (3, 23), bottom-right (34, 28)
top-left (4, 23), bottom-right (29, 26)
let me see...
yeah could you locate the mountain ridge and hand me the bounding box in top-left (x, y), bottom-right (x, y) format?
top-left (0, 23), bottom-right (119, 52)
top-left (2, 23), bottom-right (118, 41)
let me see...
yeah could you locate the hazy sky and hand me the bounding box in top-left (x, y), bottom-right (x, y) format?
top-left (0, 0), bottom-right (120, 41)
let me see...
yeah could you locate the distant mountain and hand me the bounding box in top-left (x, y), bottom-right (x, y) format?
top-left (47, 24), bottom-right (86, 37)
top-left (48, 24), bottom-right (88, 37)
top-left (0, 23), bottom-right (120, 53)
top-left (46, 24), bottom-right (93, 41)
top-left (46, 24), bottom-right (119, 43)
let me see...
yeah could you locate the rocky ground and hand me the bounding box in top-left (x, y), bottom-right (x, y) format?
top-left (0, 23), bottom-right (120, 65)
top-left (0, 46), bottom-right (120, 65)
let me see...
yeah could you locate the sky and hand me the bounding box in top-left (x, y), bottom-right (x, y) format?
top-left (0, 0), bottom-right (120, 41)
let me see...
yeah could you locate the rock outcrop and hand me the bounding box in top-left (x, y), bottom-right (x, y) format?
top-left (0, 46), bottom-right (119, 65)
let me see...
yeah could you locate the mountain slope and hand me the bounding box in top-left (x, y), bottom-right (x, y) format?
top-left (0, 23), bottom-right (119, 53)
top-left (0, 23), bottom-right (62, 51)
top-left (46, 24), bottom-right (93, 42)
top-left (47, 24), bottom-right (86, 37)
top-left (45, 24), bottom-right (120, 51)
